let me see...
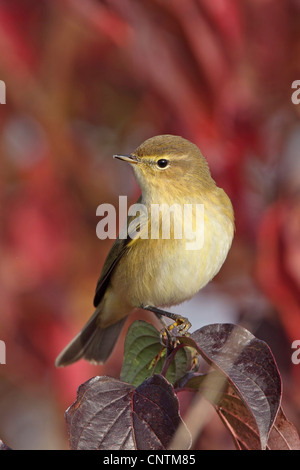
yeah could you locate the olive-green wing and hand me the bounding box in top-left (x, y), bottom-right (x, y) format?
top-left (93, 195), bottom-right (142, 307)
top-left (93, 235), bottom-right (130, 307)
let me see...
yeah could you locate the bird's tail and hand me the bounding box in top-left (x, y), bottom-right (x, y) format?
top-left (55, 306), bottom-right (128, 367)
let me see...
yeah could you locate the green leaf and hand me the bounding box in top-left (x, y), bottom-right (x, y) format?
top-left (121, 320), bottom-right (191, 387)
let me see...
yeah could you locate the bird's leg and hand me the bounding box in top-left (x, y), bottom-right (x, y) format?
top-left (140, 304), bottom-right (191, 336)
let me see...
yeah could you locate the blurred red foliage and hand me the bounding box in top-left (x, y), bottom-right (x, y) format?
top-left (1, 0), bottom-right (300, 449)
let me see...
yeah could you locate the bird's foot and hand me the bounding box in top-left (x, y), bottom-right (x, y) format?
top-left (167, 315), bottom-right (191, 335)
top-left (140, 304), bottom-right (191, 341)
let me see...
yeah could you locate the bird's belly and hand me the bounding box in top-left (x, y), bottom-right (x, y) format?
top-left (145, 235), bottom-right (229, 307)
top-left (111, 216), bottom-right (233, 308)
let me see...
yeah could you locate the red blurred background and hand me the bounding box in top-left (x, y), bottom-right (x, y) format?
top-left (1, 0), bottom-right (300, 449)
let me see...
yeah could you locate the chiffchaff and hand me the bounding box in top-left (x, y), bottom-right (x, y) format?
top-left (56, 135), bottom-right (234, 366)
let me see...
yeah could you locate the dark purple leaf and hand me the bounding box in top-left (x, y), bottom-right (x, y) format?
top-left (180, 370), bottom-right (300, 450)
top-left (179, 323), bottom-right (282, 449)
top-left (66, 376), bottom-right (134, 450)
top-left (267, 408), bottom-right (300, 450)
top-left (0, 439), bottom-right (11, 450)
top-left (66, 374), bottom-right (190, 450)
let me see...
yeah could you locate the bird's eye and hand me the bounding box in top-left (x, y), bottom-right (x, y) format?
top-left (156, 159), bottom-right (169, 169)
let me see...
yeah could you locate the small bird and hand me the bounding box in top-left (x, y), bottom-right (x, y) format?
top-left (56, 135), bottom-right (234, 366)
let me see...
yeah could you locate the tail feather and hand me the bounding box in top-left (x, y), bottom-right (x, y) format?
top-left (55, 308), bottom-right (127, 367)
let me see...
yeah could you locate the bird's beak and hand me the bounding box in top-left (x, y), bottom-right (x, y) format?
top-left (113, 154), bottom-right (140, 165)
